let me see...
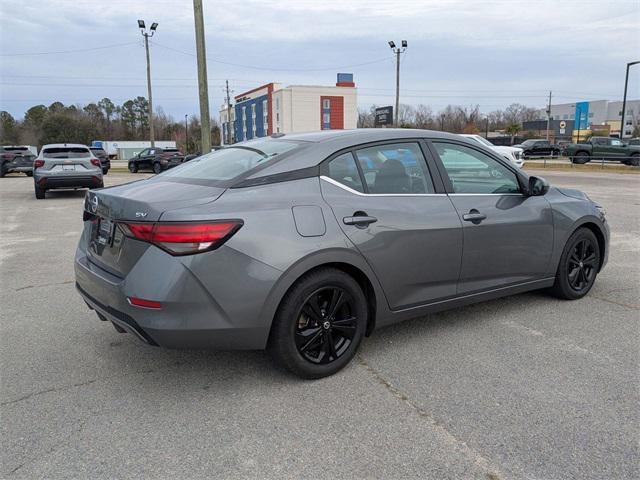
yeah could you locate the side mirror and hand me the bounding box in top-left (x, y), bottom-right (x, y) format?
top-left (528, 176), bottom-right (549, 196)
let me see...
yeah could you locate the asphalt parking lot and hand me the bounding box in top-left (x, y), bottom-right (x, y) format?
top-left (1, 170), bottom-right (638, 479)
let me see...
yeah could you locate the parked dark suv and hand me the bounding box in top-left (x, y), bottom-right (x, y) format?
top-left (89, 147), bottom-right (111, 175)
top-left (512, 139), bottom-right (560, 158)
top-left (0, 146), bottom-right (36, 177)
top-left (128, 147), bottom-right (184, 174)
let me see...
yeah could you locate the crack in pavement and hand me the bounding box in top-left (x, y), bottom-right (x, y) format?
top-left (589, 295), bottom-right (639, 311)
top-left (14, 280), bottom-right (74, 292)
top-left (357, 355), bottom-right (504, 480)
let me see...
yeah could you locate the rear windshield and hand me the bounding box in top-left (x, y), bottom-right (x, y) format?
top-left (160, 139), bottom-right (302, 181)
top-left (163, 148), bottom-right (180, 152)
top-left (43, 147), bottom-right (91, 158)
top-left (3, 146), bottom-right (29, 152)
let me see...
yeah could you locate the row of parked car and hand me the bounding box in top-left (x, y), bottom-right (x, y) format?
top-left (1, 142), bottom-right (199, 199)
top-left (511, 137), bottom-right (640, 165)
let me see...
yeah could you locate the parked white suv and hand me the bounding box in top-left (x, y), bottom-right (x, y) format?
top-left (460, 134), bottom-right (524, 168)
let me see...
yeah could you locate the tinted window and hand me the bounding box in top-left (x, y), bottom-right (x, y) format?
top-left (433, 142), bottom-right (520, 194)
top-left (161, 139), bottom-right (301, 181)
top-left (327, 152), bottom-right (364, 192)
top-left (593, 138), bottom-right (608, 145)
top-left (354, 143), bottom-right (435, 194)
top-left (42, 147), bottom-right (91, 158)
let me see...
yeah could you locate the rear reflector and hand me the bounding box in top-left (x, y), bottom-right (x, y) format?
top-left (119, 220), bottom-right (243, 256)
top-left (128, 297), bottom-right (162, 309)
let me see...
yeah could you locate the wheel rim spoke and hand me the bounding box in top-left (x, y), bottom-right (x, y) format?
top-left (295, 286), bottom-right (359, 365)
top-left (567, 238), bottom-right (597, 292)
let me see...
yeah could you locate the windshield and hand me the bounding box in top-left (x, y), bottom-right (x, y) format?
top-left (160, 139), bottom-right (302, 181)
top-left (43, 147), bottom-right (91, 158)
top-left (521, 140), bottom-right (537, 146)
top-left (471, 136), bottom-right (494, 148)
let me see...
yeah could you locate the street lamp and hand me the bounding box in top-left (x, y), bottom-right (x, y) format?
top-left (138, 19), bottom-right (158, 147)
top-left (388, 40), bottom-right (407, 127)
top-left (620, 60), bottom-right (639, 139)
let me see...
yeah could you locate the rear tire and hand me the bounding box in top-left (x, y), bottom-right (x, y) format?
top-left (0, 166), bottom-right (5, 178)
top-left (34, 185), bottom-right (45, 199)
top-left (572, 152), bottom-right (590, 164)
top-left (268, 268), bottom-right (367, 379)
top-left (550, 228), bottom-right (600, 300)
top-left (629, 153), bottom-right (640, 167)
top-left (153, 162), bottom-right (162, 174)
top-left (102, 167), bottom-right (108, 175)
top-left (26, 171), bottom-right (33, 177)
top-left (128, 162), bottom-right (138, 173)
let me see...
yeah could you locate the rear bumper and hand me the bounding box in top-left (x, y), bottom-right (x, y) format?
top-left (74, 242), bottom-right (279, 350)
top-left (36, 174), bottom-right (102, 189)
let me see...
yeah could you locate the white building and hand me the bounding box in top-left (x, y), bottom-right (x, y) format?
top-left (541, 99), bottom-right (640, 138)
top-left (221, 74), bottom-right (358, 144)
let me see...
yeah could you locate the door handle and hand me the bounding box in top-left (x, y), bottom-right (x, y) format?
top-left (462, 210), bottom-right (487, 224)
top-left (343, 215), bottom-right (377, 227)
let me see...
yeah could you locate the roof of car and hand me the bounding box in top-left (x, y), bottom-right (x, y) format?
top-left (42, 143), bottom-right (90, 149)
top-left (242, 128), bottom-right (481, 179)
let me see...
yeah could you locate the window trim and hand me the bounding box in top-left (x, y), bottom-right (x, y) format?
top-left (425, 139), bottom-right (527, 195)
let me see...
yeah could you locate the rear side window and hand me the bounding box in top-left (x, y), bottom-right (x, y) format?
top-left (327, 152), bottom-right (364, 192)
top-left (354, 143), bottom-right (435, 194)
top-left (42, 147), bottom-right (90, 158)
top-left (161, 139), bottom-right (301, 181)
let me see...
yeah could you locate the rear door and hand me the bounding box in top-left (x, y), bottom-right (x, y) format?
top-left (609, 138), bottom-right (628, 159)
top-left (429, 140), bottom-right (554, 294)
top-left (320, 141), bottom-right (462, 310)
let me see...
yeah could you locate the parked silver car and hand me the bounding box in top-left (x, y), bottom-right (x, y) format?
top-left (75, 129), bottom-right (609, 378)
top-left (34, 144), bottom-right (103, 199)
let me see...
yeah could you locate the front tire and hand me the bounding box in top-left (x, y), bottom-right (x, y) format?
top-left (26, 171), bottom-right (33, 177)
top-left (268, 268), bottom-right (368, 379)
top-left (128, 162), bottom-right (138, 173)
top-left (572, 152), bottom-right (590, 164)
top-left (550, 228), bottom-right (600, 300)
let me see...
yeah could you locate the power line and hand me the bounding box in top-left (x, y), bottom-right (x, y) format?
top-left (150, 41), bottom-right (391, 72)
top-left (0, 42), bottom-right (139, 57)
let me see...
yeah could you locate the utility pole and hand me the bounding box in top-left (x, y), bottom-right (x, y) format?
top-left (185, 114), bottom-right (188, 154)
top-left (546, 90), bottom-right (552, 141)
top-left (138, 20), bottom-right (158, 147)
top-left (225, 79), bottom-right (232, 145)
top-left (620, 60), bottom-right (639, 139)
top-left (193, 0), bottom-right (211, 153)
top-left (388, 40), bottom-right (407, 127)
top-left (485, 116), bottom-right (489, 138)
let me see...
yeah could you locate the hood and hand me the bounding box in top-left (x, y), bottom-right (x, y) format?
top-left (556, 187), bottom-right (591, 202)
top-left (86, 178), bottom-right (225, 222)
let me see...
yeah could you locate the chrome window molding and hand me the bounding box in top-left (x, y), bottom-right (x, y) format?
top-left (320, 176), bottom-right (523, 197)
top-left (320, 175), bottom-right (444, 197)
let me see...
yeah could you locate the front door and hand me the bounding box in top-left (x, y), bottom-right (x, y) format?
top-left (430, 141), bottom-right (554, 294)
top-left (320, 142), bottom-right (462, 310)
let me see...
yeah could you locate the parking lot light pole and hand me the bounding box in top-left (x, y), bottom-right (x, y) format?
top-left (388, 40), bottom-right (407, 127)
top-left (620, 61), bottom-right (639, 139)
top-left (185, 114), bottom-right (188, 154)
top-left (138, 20), bottom-right (158, 148)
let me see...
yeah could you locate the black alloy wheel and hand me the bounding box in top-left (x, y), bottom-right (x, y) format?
top-left (128, 162), bottom-right (138, 173)
top-left (567, 238), bottom-right (597, 292)
top-left (269, 268), bottom-right (367, 379)
top-left (295, 286), bottom-right (358, 365)
top-left (153, 162), bottom-right (162, 174)
top-left (551, 228), bottom-right (600, 300)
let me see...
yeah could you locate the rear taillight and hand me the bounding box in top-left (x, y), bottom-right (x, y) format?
top-left (34, 159), bottom-right (44, 168)
top-left (119, 220), bottom-right (243, 255)
top-left (91, 158), bottom-right (101, 167)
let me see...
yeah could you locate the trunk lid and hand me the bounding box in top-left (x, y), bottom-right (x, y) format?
top-left (83, 178), bottom-right (226, 277)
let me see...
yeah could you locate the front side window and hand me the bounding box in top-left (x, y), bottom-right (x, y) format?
top-left (433, 142), bottom-right (520, 194)
top-left (354, 143), bottom-right (435, 194)
top-left (327, 152), bottom-right (364, 192)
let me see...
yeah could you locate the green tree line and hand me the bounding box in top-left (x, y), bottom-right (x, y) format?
top-left (0, 97), bottom-right (220, 153)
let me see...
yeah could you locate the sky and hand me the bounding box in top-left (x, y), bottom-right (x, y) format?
top-left (1, 0), bottom-right (639, 121)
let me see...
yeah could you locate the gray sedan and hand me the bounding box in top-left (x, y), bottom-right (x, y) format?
top-left (75, 129), bottom-right (609, 378)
